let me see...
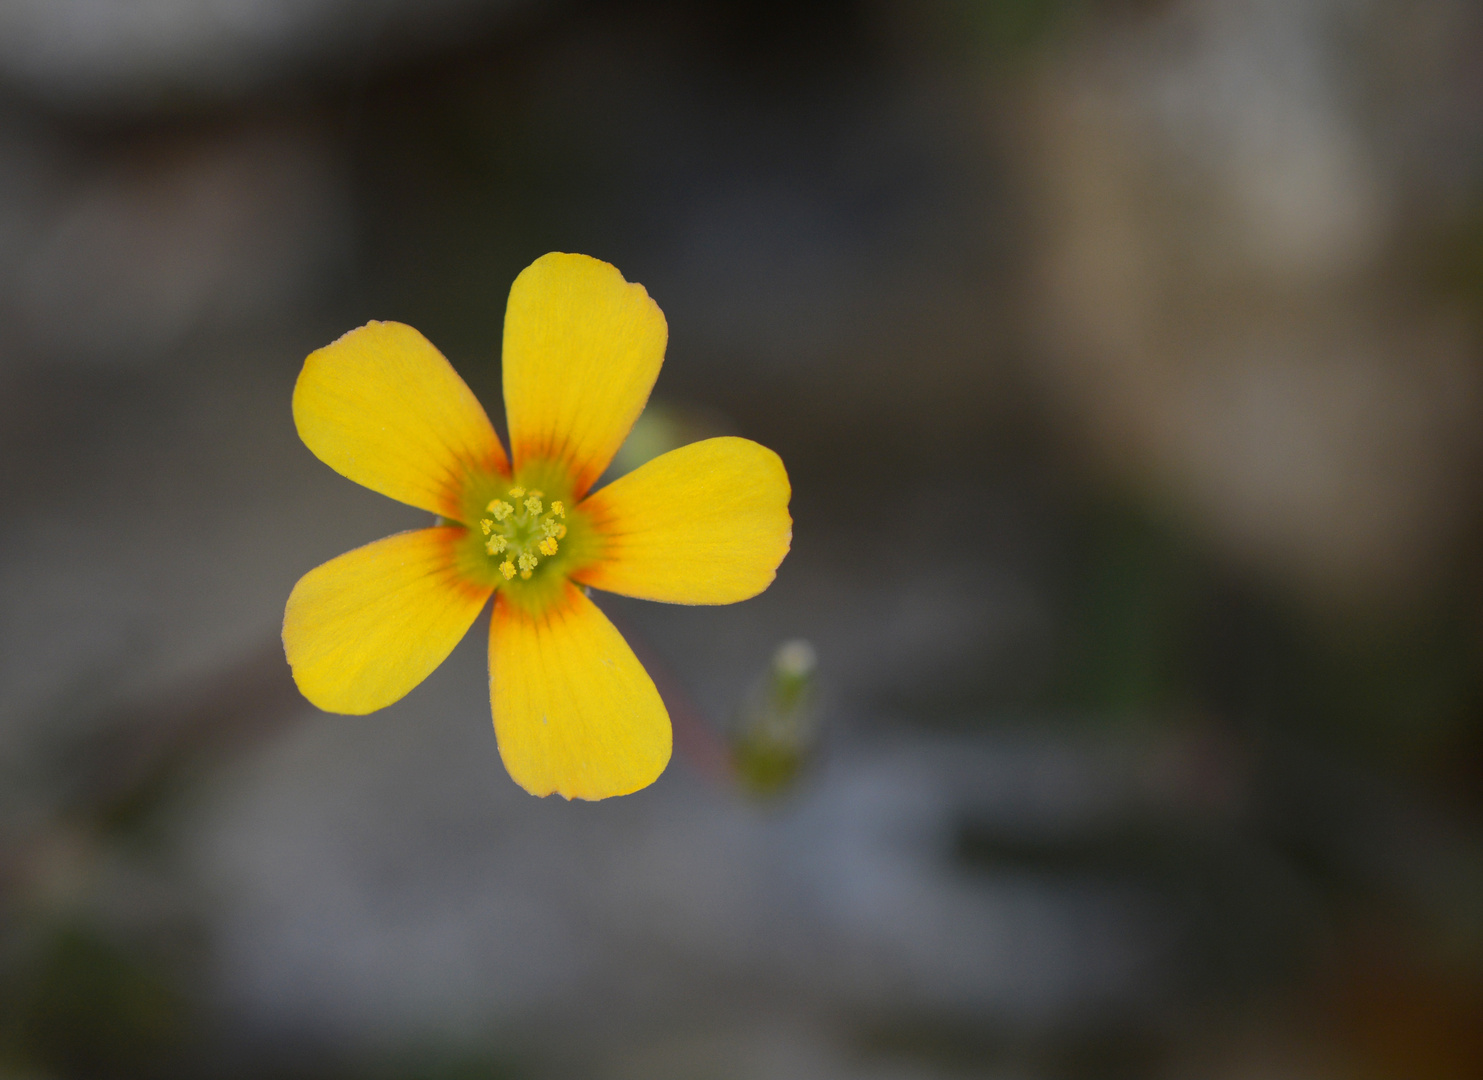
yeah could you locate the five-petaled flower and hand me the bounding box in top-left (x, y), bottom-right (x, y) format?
top-left (283, 253), bottom-right (791, 800)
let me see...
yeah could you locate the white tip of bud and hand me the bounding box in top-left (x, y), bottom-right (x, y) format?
top-left (773, 639), bottom-right (816, 679)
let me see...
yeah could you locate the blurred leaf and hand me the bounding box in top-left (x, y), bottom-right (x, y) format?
top-left (606, 401), bottom-right (734, 480)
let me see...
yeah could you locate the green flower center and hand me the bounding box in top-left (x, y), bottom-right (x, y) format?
top-left (478, 486), bottom-right (567, 581)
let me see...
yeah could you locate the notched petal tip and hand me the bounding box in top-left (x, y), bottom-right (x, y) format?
top-left (576, 436), bottom-right (792, 606)
top-left (502, 254), bottom-right (668, 498)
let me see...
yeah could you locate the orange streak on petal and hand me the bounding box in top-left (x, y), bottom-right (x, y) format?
top-left (502, 253), bottom-right (667, 498)
top-left (294, 321), bottom-right (508, 520)
top-left (489, 583), bottom-right (671, 799)
top-left (575, 436), bottom-right (791, 605)
top-left (284, 527), bottom-right (492, 714)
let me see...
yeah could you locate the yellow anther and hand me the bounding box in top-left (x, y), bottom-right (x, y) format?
top-left (538, 537), bottom-right (559, 557)
top-left (553, 523), bottom-right (567, 539)
top-left (487, 500), bottom-right (514, 521)
top-left (499, 560), bottom-right (515, 580)
top-left (517, 552), bottom-right (538, 572)
top-left (508, 486), bottom-right (525, 499)
top-left (520, 568), bottom-right (533, 580)
top-left (485, 535), bottom-right (508, 555)
top-left (551, 501), bottom-right (565, 518)
top-left (529, 490), bottom-right (543, 499)
top-left (524, 496), bottom-right (543, 516)
top-left (480, 519), bottom-right (493, 535)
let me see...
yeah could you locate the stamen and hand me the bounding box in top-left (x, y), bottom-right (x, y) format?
top-left (482, 486), bottom-right (574, 584)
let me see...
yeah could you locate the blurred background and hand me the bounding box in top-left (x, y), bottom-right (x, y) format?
top-left (2, 0), bottom-right (1482, 1077)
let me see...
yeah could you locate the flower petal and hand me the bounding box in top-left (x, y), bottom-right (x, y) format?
top-left (294, 321), bottom-right (508, 520)
top-left (490, 583), bottom-right (671, 799)
top-left (284, 528), bottom-right (492, 714)
top-left (502, 253), bottom-right (667, 498)
top-left (575, 436), bottom-right (792, 605)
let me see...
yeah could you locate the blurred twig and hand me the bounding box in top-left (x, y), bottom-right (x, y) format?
top-left (599, 603), bottom-right (735, 788)
top-left (61, 637), bottom-right (306, 833)
top-left (1, 636), bottom-right (307, 905)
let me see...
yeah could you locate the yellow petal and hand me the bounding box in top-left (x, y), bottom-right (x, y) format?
top-left (575, 436), bottom-right (791, 605)
top-left (489, 584), bottom-right (671, 799)
top-left (284, 527), bottom-right (492, 714)
top-left (294, 321), bottom-right (508, 520)
top-left (502, 253), bottom-right (667, 498)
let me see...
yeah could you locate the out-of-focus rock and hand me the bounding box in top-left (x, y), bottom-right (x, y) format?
top-left (0, 0), bottom-right (526, 109)
top-left (1015, 0), bottom-right (1483, 605)
top-left (197, 716), bottom-right (1163, 1054)
top-left (8, 124), bottom-right (350, 366)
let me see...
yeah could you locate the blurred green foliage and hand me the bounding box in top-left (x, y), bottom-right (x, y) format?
top-left (1049, 498), bottom-right (1483, 772)
top-left (1, 921), bottom-right (198, 1079)
top-left (925, 0), bottom-right (1079, 63)
top-left (0, 914), bottom-right (524, 1080)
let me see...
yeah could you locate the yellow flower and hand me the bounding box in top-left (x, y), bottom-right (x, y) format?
top-left (282, 253), bottom-right (792, 800)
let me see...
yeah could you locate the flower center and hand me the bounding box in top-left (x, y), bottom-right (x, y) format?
top-left (478, 487), bottom-right (567, 581)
